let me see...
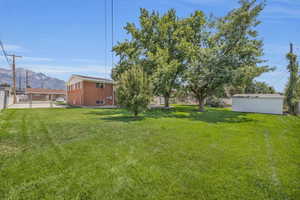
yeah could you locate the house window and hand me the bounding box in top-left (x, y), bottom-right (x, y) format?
top-left (96, 100), bottom-right (105, 105)
top-left (96, 83), bottom-right (104, 88)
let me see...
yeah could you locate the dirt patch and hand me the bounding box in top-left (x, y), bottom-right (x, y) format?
top-left (0, 144), bottom-right (19, 155)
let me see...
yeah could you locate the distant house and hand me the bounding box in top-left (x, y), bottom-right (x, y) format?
top-left (26, 88), bottom-right (66, 101)
top-left (232, 94), bottom-right (284, 115)
top-left (67, 75), bottom-right (115, 106)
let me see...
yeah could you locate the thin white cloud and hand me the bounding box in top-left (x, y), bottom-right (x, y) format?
top-left (22, 56), bottom-right (54, 62)
top-left (263, 0), bottom-right (300, 21)
top-left (70, 58), bottom-right (101, 63)
top-left (271, 0), bottom-right (300, 5)
top-left (3, 44), bottom-right (26, 52)
top-left (160, 0), bottom-right (227, 8)
top-left (0, 56), bottom-right (54, 63)
top-left (2, 55), bottom-right (105, 64)
top-left (179, 0), bottom-right (225, 4)
top-left (264, 6), bottom-right (300, 19)
top-left (21, 64), bottom-right (112, 75)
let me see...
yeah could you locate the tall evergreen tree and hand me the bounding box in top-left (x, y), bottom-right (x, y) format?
top-left (285, 43), bottom-right (299, 115)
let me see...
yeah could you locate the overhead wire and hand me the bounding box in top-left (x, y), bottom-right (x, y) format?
top-left (0, 39), bottom-right (11, 66)
top-left (104, 0), bottom-right (108, 79)
top-left (111, 0), bottom-right (114, 69)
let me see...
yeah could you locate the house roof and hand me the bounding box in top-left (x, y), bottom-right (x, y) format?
top-left (233, 94), bottom-right (284, 99)
top-left (69, 74), bottom-right (114, 84)
top-left (0, 86), bottom-right (11, 91)
top-left (25, 88), bottom-right (66, 95)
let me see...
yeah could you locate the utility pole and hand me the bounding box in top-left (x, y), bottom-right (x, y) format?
top-left (18, 73), bottom-right (22, 90)
top-left (7, 54), bottom-right (22, 104)
top-left (26, 70), bottom-right (30, 88)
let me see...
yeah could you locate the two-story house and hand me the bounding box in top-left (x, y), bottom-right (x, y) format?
top-left (67, 75), bottom-right (115, 106)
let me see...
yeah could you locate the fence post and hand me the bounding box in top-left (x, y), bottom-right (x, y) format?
top-left (4, 90), bottom-right (8, 109)
top-left (29, 94), bottom-right (32, 108)
top-left (297, 102), bottom-right (300, 115)
top-left (50, 94), bottom-right (53, 108)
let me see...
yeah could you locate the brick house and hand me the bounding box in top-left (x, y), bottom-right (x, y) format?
top-left (67, 75), bottom-right (115, 106)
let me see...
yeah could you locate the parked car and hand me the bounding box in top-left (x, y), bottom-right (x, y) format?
top-left (55, 97), bottom-right (65, 102)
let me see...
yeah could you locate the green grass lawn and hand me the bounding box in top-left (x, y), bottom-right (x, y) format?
top-left (0, 106), bottom-right (299, 200)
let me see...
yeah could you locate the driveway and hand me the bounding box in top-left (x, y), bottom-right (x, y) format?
top-left (8, 101), bottom-right (67, 109)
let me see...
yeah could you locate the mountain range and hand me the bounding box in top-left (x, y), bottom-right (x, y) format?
top-left (0, 67), bottom-right (66, 90)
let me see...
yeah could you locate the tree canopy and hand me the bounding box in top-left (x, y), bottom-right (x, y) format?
top-left (113, 0), bottom-right (272, 111)
top-left (113, 9), bottom-right (186, 107)
top-left (182, 0), bottom-right (271, 111)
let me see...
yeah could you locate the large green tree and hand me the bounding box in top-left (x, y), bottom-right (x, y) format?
top-left (244, 81), bottom-right (276, 94)
top-left (285, 44), bottom-right (299, 115)
top-left (224, 81), bottom-right (276, 96)
top-left (182, 0), bottom-right (270, 111)
top-left (116, 66), bottom-right (152, 117)
top-left (113, 9), bottom-right (186, 108)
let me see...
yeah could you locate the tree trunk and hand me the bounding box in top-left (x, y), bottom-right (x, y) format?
top-left (198, 96), bottom-right (206, 112)
top-left (134, 111), bottom-right (138, 117)
top-left (164, 96), bottom-right (170, 108)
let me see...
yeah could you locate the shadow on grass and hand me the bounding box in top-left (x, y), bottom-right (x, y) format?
top-left (86, 105), bottom-right (254, 124)
top-left (86, 109), bottom-right (145, 122)
top-left (102, 116), bottom-right (145, 122)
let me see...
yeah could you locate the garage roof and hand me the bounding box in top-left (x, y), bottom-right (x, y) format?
top-left (26, 88), bottom-right (66, 95)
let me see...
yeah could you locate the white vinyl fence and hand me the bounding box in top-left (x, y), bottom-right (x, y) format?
top-left (0, 90), bottom-right (6, 110)
top-left (0, 90), bottom-right (11, 110)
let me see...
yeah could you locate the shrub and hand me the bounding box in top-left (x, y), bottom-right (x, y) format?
top-left (206, 96), bottom-right (225, 108)
top-left (116, 66), bottom-right (152, 116)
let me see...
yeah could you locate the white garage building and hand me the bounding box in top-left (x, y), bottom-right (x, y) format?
top-left (232, 94), bottom-right (284, 115)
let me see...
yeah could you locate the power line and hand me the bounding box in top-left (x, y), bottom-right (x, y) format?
top-left (111, 0), bottom-right (114, 69)
top-left (104, 0), bottom-right (108, 79)
top-left (0, 39), bottom-right (11, 66)
top-left (26, 70), bottom-right (30, 88)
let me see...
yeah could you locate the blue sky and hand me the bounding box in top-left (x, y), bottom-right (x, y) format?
top-left (0, 0), bottom-right (299, 92)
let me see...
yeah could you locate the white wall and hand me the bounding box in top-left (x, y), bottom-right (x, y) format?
top-left (0, 91), bottom-right (5, 110)
top-left (8, 95), bottom-right (14, 106)
top-left (232, 97), bottom-right (283, 115)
